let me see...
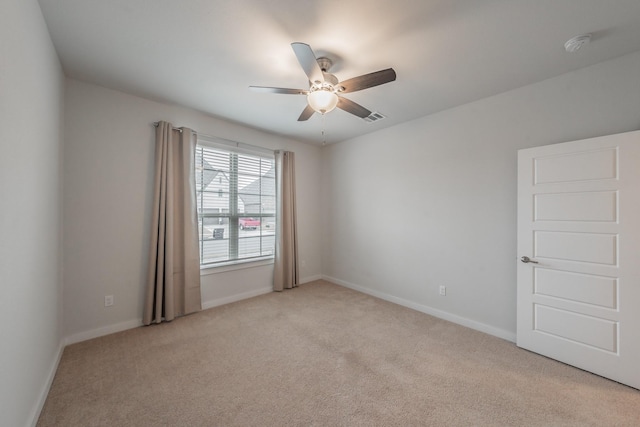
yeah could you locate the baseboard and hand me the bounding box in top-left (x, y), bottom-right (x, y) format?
top-left (29, 340), bottom-right (64, 427)
top-left (201, 277), bottom-right (322, 311)
top-left (62, 277), bottom-right (324, 346)
top-left (202, 286), bottom-right (273, 310)
top-left (64, 286), bottom-right (282, 345)
top-left (300, 274), bottom-right (323, 284)
top-left (64, 318), bottom-right (143, 346)
top-left (323, 275), bottom-right (516, 343)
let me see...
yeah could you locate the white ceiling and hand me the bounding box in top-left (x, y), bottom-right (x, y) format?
top-left (39, 0), bottom-right (640, 145)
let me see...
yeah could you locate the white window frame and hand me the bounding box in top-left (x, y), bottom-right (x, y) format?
top-left (196, 135), bottom-right (276, 269)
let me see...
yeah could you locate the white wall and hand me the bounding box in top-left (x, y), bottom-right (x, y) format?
top-left (63, 79), bottom-right (322, 342)
top-left (321, 50), bottom-right (640, 340)
top-left (0, 1), bottom-right (65, 426)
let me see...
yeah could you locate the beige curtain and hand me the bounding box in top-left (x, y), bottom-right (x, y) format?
top-left (273, 150), bottom-right (299, 291)
top-left (143, 121), bottom-right (202, 325)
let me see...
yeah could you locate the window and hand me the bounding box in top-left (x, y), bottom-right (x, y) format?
top-left (195, 139), bottom-right (276, 266)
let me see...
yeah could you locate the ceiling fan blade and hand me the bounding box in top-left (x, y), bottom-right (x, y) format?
top-left (249, 86), bottom-right (307, 95)
top-left (338, 68), bottom-right (396, 93)
top-left (291, 42), bottom-right (324, 84)
top-left (297, 104), bottom-right (315, 121)
top-left (337, 96), bottom-right (372, 118)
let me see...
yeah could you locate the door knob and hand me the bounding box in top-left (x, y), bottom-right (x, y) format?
top-left (521, 256), bottom-right (538, 264)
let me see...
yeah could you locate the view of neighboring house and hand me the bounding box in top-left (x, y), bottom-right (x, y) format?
top-left (196, 147), bottom-right (276, 227)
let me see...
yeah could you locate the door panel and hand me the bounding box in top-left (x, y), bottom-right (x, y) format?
top-left (533, 147), bottom-right (617, 183)
top-left (534, 268), bottom-right (617, 309)
top-left (534, 304), bottom-right (618, 352)
top-left (534, 231), bottom-right (617, 265)
top-left (534, 191), bottom-right (617, 222)
top-left (517, 130), bottom-right (640, 390)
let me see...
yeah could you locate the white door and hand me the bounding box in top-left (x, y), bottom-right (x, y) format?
top-left (517, 130), bottom-right (640, 390)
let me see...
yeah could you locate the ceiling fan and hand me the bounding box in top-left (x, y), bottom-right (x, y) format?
top-left (250, 42), bottom-right (396, 121)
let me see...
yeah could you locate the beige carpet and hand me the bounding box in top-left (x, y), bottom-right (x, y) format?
top-left (38, 280), bottom-right (640, 426)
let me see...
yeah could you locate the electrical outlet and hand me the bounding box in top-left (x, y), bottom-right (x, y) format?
top-left (104, 295), bottom-right (114, 307)
top-left (439, 286), bottom-right (446, 296)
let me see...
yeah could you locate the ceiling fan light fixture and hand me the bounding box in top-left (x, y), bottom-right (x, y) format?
top-left (307, 87), bottom-right (338, 114)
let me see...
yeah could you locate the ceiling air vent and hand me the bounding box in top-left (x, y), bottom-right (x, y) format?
top-left (363, 112), bottom-right (386, 123)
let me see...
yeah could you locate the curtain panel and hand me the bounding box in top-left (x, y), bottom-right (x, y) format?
top-left (273, 150), bottom-right (299, 291)
top-left (143, 121), bottom-right (202, 325)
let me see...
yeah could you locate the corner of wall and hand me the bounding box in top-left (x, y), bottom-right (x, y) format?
top-left (28, 340), bottom-right (65, 427)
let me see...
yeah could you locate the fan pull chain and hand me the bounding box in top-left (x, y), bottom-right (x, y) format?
top-left (322, 113), bottom-right (327, 146)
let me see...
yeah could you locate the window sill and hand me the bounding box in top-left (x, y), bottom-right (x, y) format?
top-left (200, 257), bottom-right (274, 276)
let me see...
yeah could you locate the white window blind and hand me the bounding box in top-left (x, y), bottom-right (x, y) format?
top-left (195, 138), bottom-right (275, 266)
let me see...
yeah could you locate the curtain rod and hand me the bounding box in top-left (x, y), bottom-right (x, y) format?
top-left (152, 122), bottom-right (275, 155)
top-left (153, 121), bottom-right (182, 132)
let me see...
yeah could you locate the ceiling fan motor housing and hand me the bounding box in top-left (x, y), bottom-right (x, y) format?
top-left (316, 57), bottom-right (333, 73)
top-left (321, 73), bottom-right (338, 87)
